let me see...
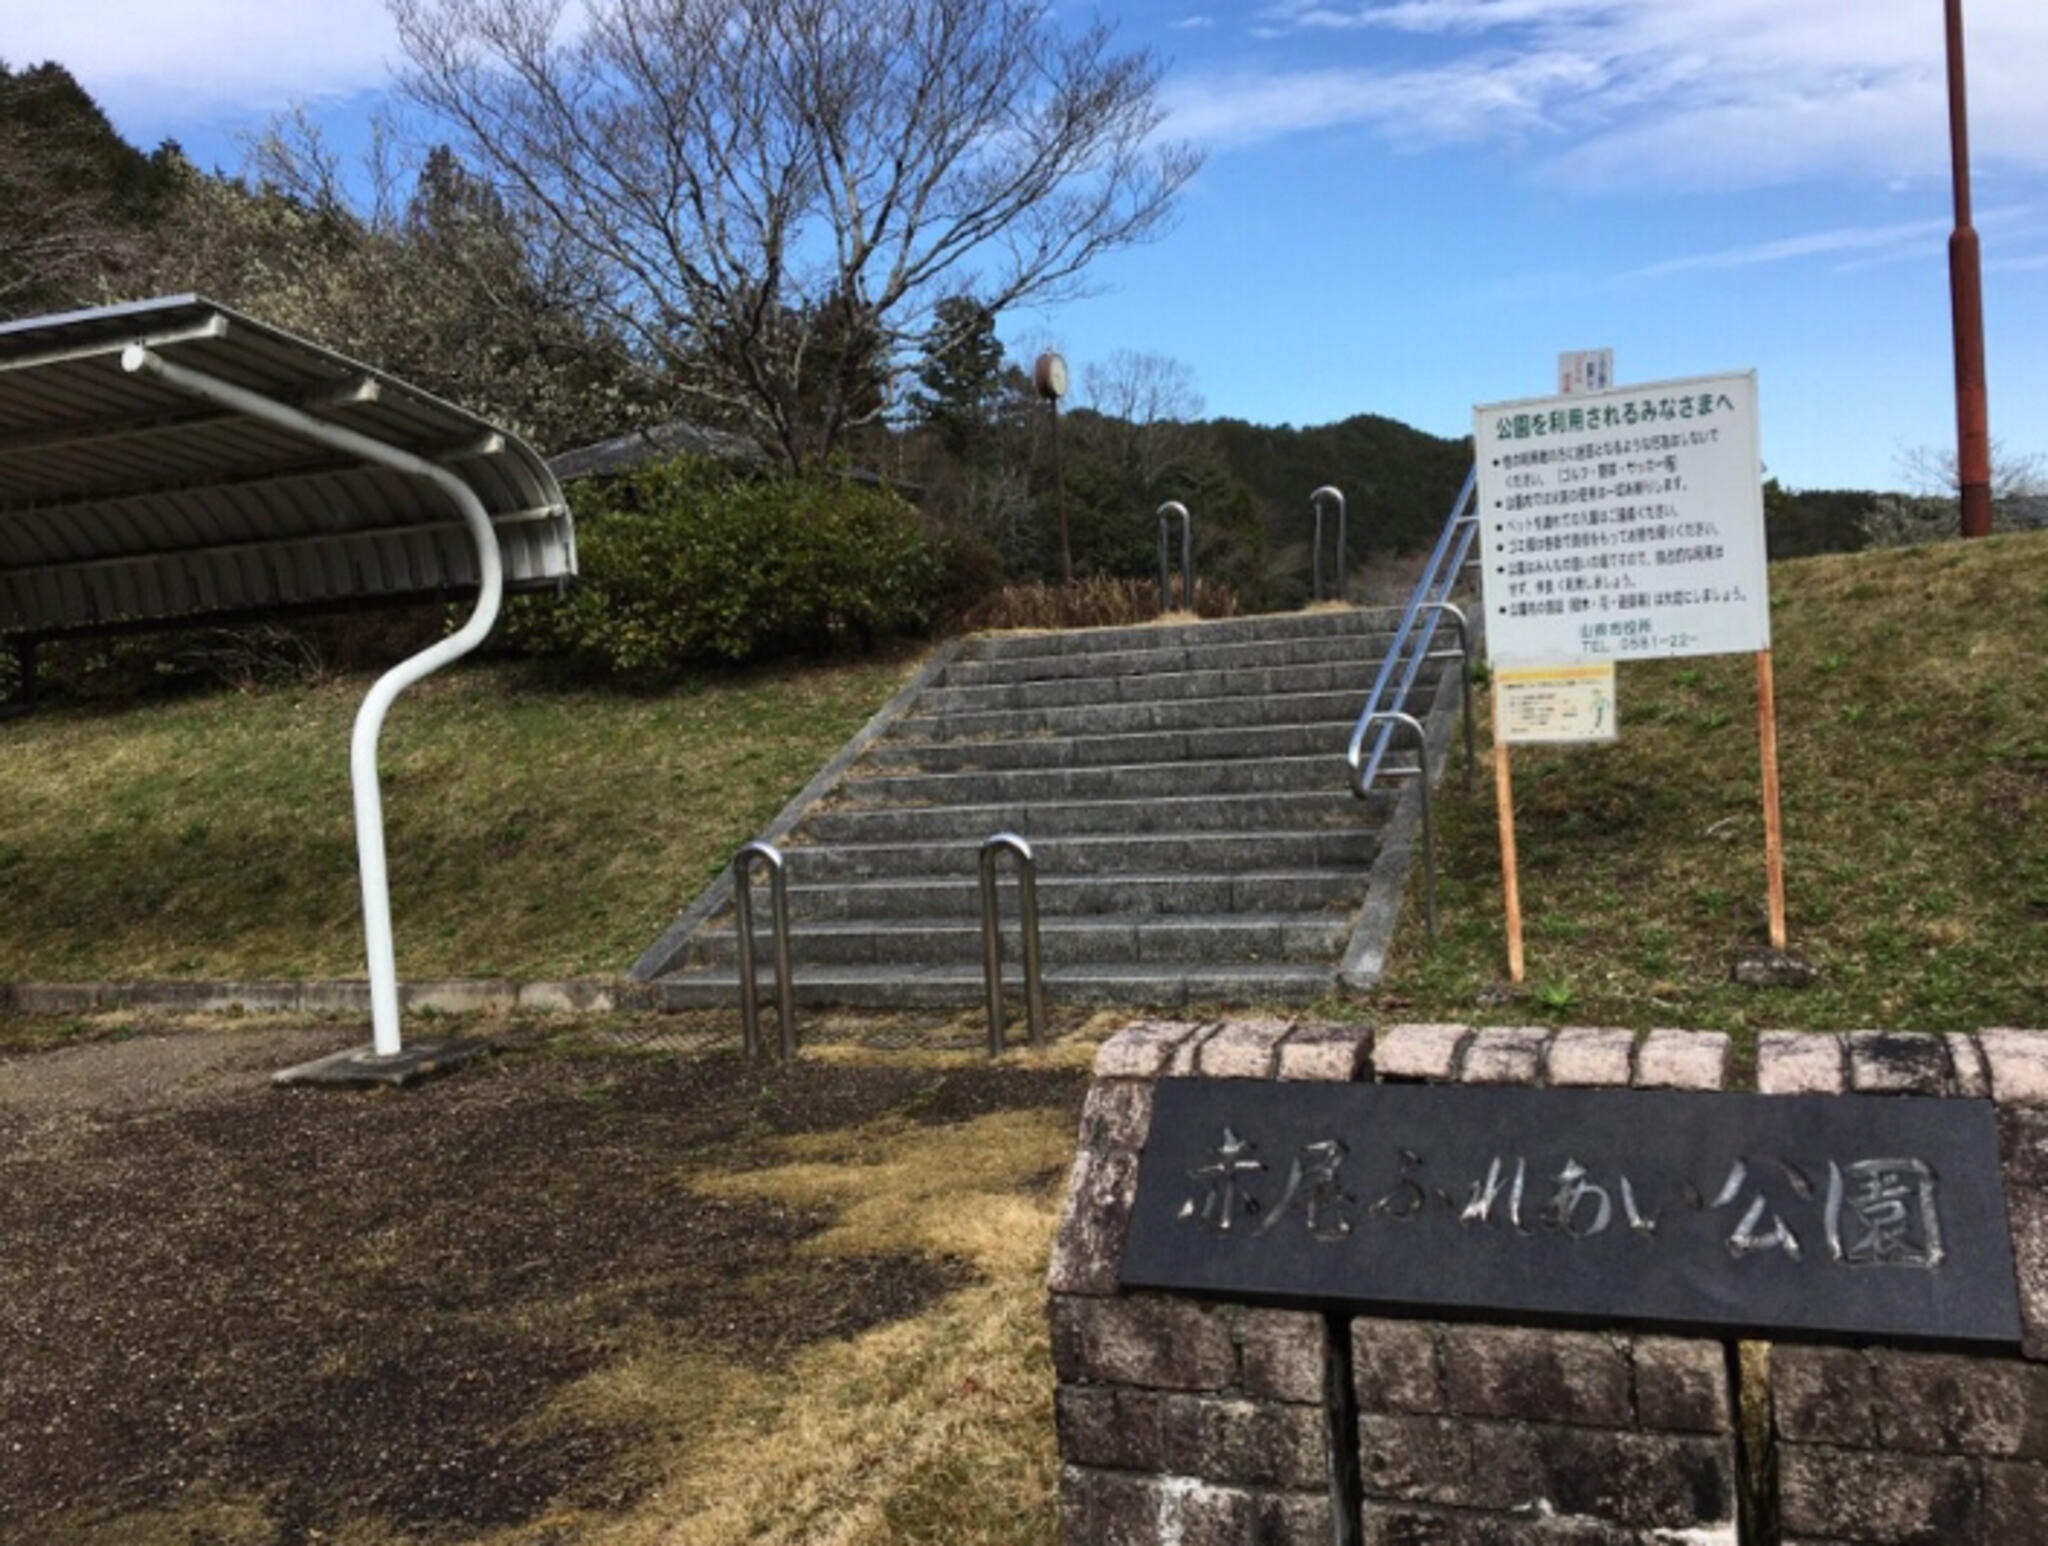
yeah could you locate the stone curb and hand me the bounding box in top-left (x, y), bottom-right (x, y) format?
top-left (0, 977), bottom-right (654, 1018)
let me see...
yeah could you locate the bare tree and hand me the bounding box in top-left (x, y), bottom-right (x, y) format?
top-left (388, 0), bottom-right (1201, 468)
top-left (1894, 438), bottom-right (2047, 504)
top-left (1081, 347), bottom-right (1204, 487)
top-left (0, 62), bottom-right (167, 314)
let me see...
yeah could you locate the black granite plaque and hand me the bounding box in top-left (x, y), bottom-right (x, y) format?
top-left (1120, 1081), bottom-right (2021, 1347)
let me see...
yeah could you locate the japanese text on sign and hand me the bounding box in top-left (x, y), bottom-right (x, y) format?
top-left (1178, 1128), bottom-right (1944, 1271)
top-left (1119, 1082), bottom-right (2022, 1346)
top-left (1473, 371), bottom-right (1769, 664)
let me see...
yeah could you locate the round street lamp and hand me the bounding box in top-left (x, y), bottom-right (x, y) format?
top-left (1035, 352), bottom-right (1074, 582)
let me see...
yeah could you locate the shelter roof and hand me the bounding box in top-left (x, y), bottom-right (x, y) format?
top-left (546, 417), bottom-right (765, 482)
top-left (0, 295), bottom-right (573, 639)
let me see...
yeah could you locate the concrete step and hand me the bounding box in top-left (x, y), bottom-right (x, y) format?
top-left (767, 869), bottom-right (1366, 921)
top-left (799, 788), bottom-right (1378, 845)
top-left (835, 754), bottom-right (1357, 809)
top-left (916, 657), bottom-right (1385, 717)
top-left (652, 960), bottom-right (1336, 1010)
top-left (770, 827), bottom-right (1380, 881)
top-left (890, 680), bottom-right (1440, 744)
top-left (939, 629), bottom-right (1401, 689)
top-left (961, 606), bottom-right (1405, 663)
top-left (859, 720), bottom-right (1359, 774)
top-left (685, 912), bottom-right (1351, 969)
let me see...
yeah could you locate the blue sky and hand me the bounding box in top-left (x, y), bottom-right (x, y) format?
top-left (10, 0), bottom-right (2046, 490)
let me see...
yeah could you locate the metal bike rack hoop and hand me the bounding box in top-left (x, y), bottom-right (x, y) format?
top-left (1310, 485), bottom-right (1347, 604)
top-left (979, 832), bottom-right (1047, 1054)
top-left (732, 840), bottom-right (796, 1059)
top-left (1157, 501), bottom-right (1194, 614)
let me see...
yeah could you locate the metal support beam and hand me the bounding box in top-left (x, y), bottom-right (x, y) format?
top-left (1, 635), bottom-right (35, 719)
top-left (0, 314), bottom-right (227, 376)
top-left (121, 343), bottom-right (505, 1060)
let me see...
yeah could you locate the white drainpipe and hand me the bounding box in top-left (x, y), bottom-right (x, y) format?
top-left (122, 344), bottom-right (505, 1057)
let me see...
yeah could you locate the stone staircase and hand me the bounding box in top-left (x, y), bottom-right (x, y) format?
top-left (635, 606), bottom-right (1459, 1010)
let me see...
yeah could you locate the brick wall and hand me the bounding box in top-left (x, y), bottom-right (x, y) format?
top-left (1047, 1020), bottom-right (2048, 1546)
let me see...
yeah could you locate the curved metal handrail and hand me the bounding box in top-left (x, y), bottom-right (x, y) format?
top-left (1157, 501), bottom-right (1193, 614)
top-left (1344, 467), bottom-right (1479, 797)
top-left (732, 839), bottom-right (796, 1059)
top-left (1357, 712), bottom-right (1437, 938)
top-left (979, 832), bottom-right (1046, 1053)
top-left (1310, 485), bottom-right (1347, 604)
top-left (1341, 468), bottom-right (1480, 941)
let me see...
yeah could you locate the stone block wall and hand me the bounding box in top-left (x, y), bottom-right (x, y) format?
top-left (1053, 1293), bottom-right (1336, 1545)
top-left (1773, 1344), bottom-right (2048, 1542)
top-left (1355, 1321), bottom-right (1734, 1544)
top-left (1049, 1020), bottom-right (2048, 1546)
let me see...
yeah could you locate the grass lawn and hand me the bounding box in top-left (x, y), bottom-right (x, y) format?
top-left (0, 651), bottom-right (920, 981)
top-left (1373, 531), bottom-right (2048, 1035)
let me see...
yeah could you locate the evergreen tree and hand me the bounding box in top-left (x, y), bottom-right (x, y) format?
top-left (909, 297), bottom-right (1008, 460)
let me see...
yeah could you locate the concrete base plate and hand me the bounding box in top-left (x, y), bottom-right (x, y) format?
top-left (273, 1039), bottom-right (493, 1089)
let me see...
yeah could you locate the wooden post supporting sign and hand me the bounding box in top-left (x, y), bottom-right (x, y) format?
top-left (1756, 649), bottom-right (1787, 950)
top-left (1493, 708), bottom-right (1525, 983)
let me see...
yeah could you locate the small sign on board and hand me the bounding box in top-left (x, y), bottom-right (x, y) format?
top-left (1558, 348), bottom-right (1614, 396)
top-left (1495, 661), bottom-right (1616, 744)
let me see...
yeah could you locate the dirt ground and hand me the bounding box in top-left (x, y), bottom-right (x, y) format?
top-left (0, 1021), bottom-right (1089, 1546)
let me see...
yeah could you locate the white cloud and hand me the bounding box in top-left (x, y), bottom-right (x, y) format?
top-left (1170, 14), bottom-right (1218, 30)
top-left (1172, 0), bottom-right (2048, 191)
top-left (1618, 204), bottom-right (2034, 284)
top-left (0, 0), bottom-right (400, 124)
top-left (1627, 217), bottom-right (1955, 280)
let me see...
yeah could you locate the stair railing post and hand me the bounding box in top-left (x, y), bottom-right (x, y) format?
top-left (1157, 501), bottom-right (1192, 613)
top-left (1354, 712), bottom-right (1437, 941)
top-left (1420, 600), bottom-right (1476, 790)
top-left (1017, 850), bottom-right (1047, 1047)
top-left (732, 840), bottom-right (796, 1059)
top-left (979, 832), bottom-right (1046, 1053)
top-left (1310, 486), bottom-right (1346, 604)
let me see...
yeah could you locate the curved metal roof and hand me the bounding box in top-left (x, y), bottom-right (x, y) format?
top-left (0, 295), bottom-right (574, 638)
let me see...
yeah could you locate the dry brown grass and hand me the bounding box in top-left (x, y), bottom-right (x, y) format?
top-left (543, 1101), bottom-right (1079, 1546)
top-left (962, 575), bottom-right (1240, 632)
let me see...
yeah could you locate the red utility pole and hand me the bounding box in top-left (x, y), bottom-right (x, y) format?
top-left (1946, 0), bottom-right (1993, 539)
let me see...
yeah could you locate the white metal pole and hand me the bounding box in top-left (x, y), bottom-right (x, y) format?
top-left (121, 345), bottom-right (505, 1057)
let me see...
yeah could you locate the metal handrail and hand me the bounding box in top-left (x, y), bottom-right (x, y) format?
top-left (1342, 468), bottom-right (1481, 939)
top-left (732, 840), bottom-right (796, 1059)
top-left (1358, 712), bottom-right (1436, 938)
top-left (979, 832), bottom-right (1046, 1053)
top-left (1157, 501), bottom-right (1193, 613)
top-left (1310, 485), bottom-right (1347, 604)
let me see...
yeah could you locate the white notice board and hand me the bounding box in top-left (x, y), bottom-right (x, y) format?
top-left (1474, 371), bottom-right (1768, 664)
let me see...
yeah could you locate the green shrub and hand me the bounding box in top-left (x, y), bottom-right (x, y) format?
top-left (507, 458), bottom-right (942, 678)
